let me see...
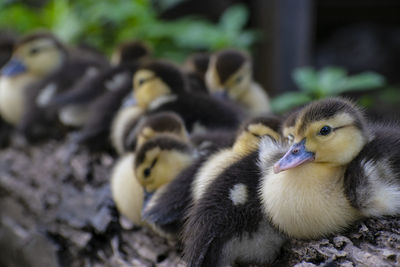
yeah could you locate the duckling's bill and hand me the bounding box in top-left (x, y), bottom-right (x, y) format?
top-left (273, 139), bottom-right (315, 173)
top-left (1, 58), bottom-right (27, 76)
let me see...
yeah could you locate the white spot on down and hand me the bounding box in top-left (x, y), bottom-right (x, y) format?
top-left (230, 183), bottom-right (248, 205)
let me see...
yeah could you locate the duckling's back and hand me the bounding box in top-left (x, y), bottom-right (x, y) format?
top-left (345, 123), bottom-right (400, 217)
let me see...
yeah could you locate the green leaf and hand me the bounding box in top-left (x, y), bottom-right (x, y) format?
top-left (336, 72), bottom-right (386, 93)
top-left (292, 67), bottom-right (318, 93)
top-left (317, 67), bottom-right (347, 94)
top-left (219, 4), bottom-right (248, 34)
top-left (271, 92), bottom-right (312, 113)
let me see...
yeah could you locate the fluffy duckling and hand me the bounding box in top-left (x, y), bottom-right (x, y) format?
top-left (50, 41), bottom-right (151, 147)
top-left (0, 32), bottom-right (107, 138)
top-left (205, 49), bottom-right (270, 115)
top-left (111, 111), bottom-right (189, 155)
top-left (0, 32), bottom-right (66, 126)
top-left (182, 118), bottom-right (285, 267)
top-left (133, 60), bottom-right (244, 133)
top-left (110, 112), bottom-right (189, 225)
top-left (133, 135), bottom-right (196, 235)
top-left (142, 115), bottom-right (281, 238)
top-left (260, 97), bottom-right (375, 239)
top-left (183, 52), bottom-right (210, 95)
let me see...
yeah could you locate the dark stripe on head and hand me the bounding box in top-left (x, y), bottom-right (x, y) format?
top-left (237, 114), bottom-right (282, 137)
top-left (298, 97), bottom-right (366, 134)
top-left (214, 49), bottom-right (249, 84)
top-left (135, 135), bottom-right (191, 168)
top-left (139, 60), bottom-right (188, 95)
top-left (140, 112), bottom-right (185, 134)
top-left (117, 41), bottom-right (151, 64)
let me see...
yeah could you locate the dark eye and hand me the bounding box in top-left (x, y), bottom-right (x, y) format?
top-left (30, 48), bottom-right (40, 55)
top-left (138, 79), bottom-right (145, 86)
top-left (236, 76), bottom-right (242, 84)
top-left (143, 168), bottom-right (151, 178)
top-left (319, 126), bottom-right (332, 136)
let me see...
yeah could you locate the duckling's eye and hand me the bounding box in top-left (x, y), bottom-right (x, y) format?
top-left (138, 79), bottom-right (146, 86)
top-left (30, 47), bottom-right (40, 56)
top-left (143, 168), bottom-right (151, 178)
top-left (235, 76), bottom-right (242, 84)
top-left (319, 126), bottom-right (332, 136)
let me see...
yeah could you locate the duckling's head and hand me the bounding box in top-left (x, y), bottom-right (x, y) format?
top-left (184, 52), bottom-right (211, 79)
top-left (134, 135), bottom-right (194, 192)
top-left (111, 40), bottom-right (151, 66)
top-left (133, 60), bottom-right (188, 109)
top-left (233, 115), bottom-right (282, 155)
top-left (1, 32), bottom-right (66, 78)
top-left (205, 49), bottom-right (252, 101)
top-left (274, 97), bottom-right (369, 173)
top-left (129, 111), bottom-right (189, 151)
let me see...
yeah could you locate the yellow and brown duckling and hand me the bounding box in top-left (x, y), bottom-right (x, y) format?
top-left (110, 112), bottom-right (189, 226)
top-left (133, 135), bottom-right (196, 236)
top-left (141, 115), bottom-right (282, 238)
top-left (205, 49), bottom-right (270, 115)
top-left (51, 41), bottom-right (151, 148)
top-left (182, 116), bottom-right (285, 267)
top-left (0, 32), bottom-right (107, 139)
top-left (258, 97), bottom-right (400, 240)
top-left (133, 60), bottom-right (244, 133)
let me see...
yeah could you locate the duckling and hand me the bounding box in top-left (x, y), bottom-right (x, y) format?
top-left (133, 60), bottom-right (244, 133)
top-left (260, 97), bottom-right (374, 239)
top-left (205, 49), bottom-right (270, 115)
top-left (183, 52), bottom-right (210, 95)
top-left (110, 113), bottom-right (189, 225)
top-left (141, 115), bottom-right (282, 237)
top-left (133, 135), bottom-right (196, 235)
top-left (49, 41), bottom-right (151, 147)
top-left (0, 32), bottom-right (107, 138)
top-left (182, 121), bottom-right (285, 267)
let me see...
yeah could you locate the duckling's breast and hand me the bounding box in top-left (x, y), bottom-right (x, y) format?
top-left (260, 164), bottom-right (361, 239)
top-left (0, 75), bottom-right (36, 125)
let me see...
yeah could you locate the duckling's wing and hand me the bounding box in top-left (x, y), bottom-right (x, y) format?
top-left (142, 159), bottom-right (205, 234)
top-left (73, 86), bottom-right (132, 147)
top-left (48, 66), bottom-right (132, 107)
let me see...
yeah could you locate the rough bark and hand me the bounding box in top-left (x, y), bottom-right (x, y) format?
top-left (0, 135), bottom-right (398, 267)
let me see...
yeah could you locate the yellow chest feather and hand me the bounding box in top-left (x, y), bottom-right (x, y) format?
top-left (0, 75), bottom-right (37, 125)
top-left (261, 164), bottom-right (360, 239)
top-left (239, 83), bottom-right (270, 114)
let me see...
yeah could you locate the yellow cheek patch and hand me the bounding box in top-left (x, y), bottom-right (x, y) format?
top-left (133, 70), bottom-right (171, 108)
top-left (140, 150), bottom-right (193, 192)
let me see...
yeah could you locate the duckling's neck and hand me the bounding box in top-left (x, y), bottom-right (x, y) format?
top-left (0, 74), bottom-right (38, 125)
top-left (261, 163), bottom-right (360, 239)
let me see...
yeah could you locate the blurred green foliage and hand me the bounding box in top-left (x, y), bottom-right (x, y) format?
top-left (0, 0), bottom-right (258, 61)
top-left (271, 66), bottom-right (386, 113)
